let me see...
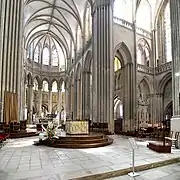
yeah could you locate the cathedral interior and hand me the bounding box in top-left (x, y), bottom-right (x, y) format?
top-left (0, 0), bottom-right (180, 179)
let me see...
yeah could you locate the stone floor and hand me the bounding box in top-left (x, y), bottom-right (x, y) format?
top-left (0, 135), bottom-right (180, 180)
top-left (108, 163), bottom-right (180, 180)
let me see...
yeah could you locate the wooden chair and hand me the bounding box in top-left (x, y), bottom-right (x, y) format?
top-left (165, 131), bottom-right (177, 147)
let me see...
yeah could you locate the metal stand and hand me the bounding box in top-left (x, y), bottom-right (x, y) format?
top-left (128, 148), bottom-right (140, 177)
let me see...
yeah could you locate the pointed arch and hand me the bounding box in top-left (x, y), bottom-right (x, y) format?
top-left (33, 76), bottom-right (41, 87)
top-left (138, 76), bottom-right (153, 93)
top-left (158, 72), bottom-right (172, 94)
top-left (50, 78), bottom-right (58, 88)
top-left (114, 42), bottom-right (132, 66)
top-left (138, 77), bottom-right (151, 100)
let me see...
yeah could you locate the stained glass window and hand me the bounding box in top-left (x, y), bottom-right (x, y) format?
top-left (52, 48), bottom-right (58, 66)
top-left (42, 81), bottom-right (48, 92)
top-left (42, 47), bottom-right (50, 65)
top-left (33, 79), bottom-right (38, 91)
top-left (34, 45), bottom-right (40, 63)
top-left (52, 81), bottom-right (58, 92)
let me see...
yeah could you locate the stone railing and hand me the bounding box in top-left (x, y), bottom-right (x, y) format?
top-left (155, 61), bottom-right (172, 75)
top-left (113, 17), bottom-right (133, 29)
top-left (113, 17), bottom-right (152, 39)
top-left (137, 64), bottom-right (153, 74)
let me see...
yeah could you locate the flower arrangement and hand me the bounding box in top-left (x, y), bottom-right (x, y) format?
top-left (41, 121), bottom-right (57, 139)
top-left (46, 122), bottom-right (55, 138)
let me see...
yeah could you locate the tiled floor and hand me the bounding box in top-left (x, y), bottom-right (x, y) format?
top-left (108, 163), bottom-right (180, 180)
top-left (0, 135), bottom-right (180, 180)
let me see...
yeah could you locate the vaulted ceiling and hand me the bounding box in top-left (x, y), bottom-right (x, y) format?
top-left (24, 0), bottom-right (164, 62)
top-left (24, 0), bottom-right (93, 61)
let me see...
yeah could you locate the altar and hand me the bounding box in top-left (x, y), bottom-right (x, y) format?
top-left (65, 120), bottom-right (89, 135)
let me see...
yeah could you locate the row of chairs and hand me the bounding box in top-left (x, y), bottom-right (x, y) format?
top-left (0, 121), bottom-right (27, 133)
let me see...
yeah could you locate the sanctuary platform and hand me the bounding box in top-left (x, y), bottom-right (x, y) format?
top-left (35, 133), bottom-right (113, 148)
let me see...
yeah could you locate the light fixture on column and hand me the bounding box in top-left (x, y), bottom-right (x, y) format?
top-left (175, 72), bottom-right (180, 77)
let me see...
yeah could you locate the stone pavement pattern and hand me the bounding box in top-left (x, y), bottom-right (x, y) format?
top-left (108, 163), bottom-right (180, 180)
top-left (0, 135), bottom-right (180, 180)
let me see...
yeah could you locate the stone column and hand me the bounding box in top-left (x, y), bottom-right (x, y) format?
top-left (65, 83), bottom-right (69, 120)
top-left (58, 88), bottom-right (62, 122)
top-left (76, 78), bottom-right (81, 119)
top-left (70, 83), bottom-right (74, 120)
top-left (48, 87), bottom-right (52, 114)
top-left (84, 71), bottom-right (91, 119)
top-left (38, 86), bottom-right (42, 117)
top-left (28, 84), bottom-right (33, 124)
top-left (123, 63), bottom-right (134, 131)
top-left (92, 0), bottom-right (114, 133)
top-left (0, 0), bottom-right (24, 122)
top-left (170, 1), bottom-right (180, 132)
top-left (73, 80), bottom-right (77, 120)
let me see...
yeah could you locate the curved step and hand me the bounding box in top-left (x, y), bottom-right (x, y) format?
top-left (35, 135), bottom-right (113, 148)
top-left (56, 137), bottom-right (109, 144)
top-left (44, 137), bottom-right (113, 148)
top-left (58, 135), bottom-right (105, 140)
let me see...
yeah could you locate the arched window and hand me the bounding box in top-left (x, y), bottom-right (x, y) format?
top-left (61, 81), bottom-right (65, 92)
top-left (137, 46), bottom-right (142, 64)
top-left (85, 4), bottom-right (92, 40)
top-left (114, 57), bottom-right (121, 71)
top-left (136, 0), bottom-right (151, 31)
top-left (42, 47), bottom-right (50, 65)
top-left (77, 26), bottom-right (82, 50)
top-left (42, 81), bottom-right (48, 92)
top-left (52, 81), bottom-right (58, 92)
top-left (144, 48), bottom-right (150, 66)
top-left (52, 48), bottom-right (58, 66)
top-left (33, 79), bottom-right (38, 91)
top-left (164, 2), bottom-right (172, 62)
top-left (113, 0), bottom-right (133, 22)
top-left (34, 45), bottom-right (40, 63)
top-left (137, 39), bottom-right (151, 66)
top-left (157, 2), bottom-right (172, 64)
top-left (28, 43), bottom-right (34, 60)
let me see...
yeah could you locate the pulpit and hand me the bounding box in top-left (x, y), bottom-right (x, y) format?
top-left (65, 120), bottom-right (89, 135)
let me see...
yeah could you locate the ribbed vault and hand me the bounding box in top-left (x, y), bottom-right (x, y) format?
top-left (24, 0), bottom-right (93, 67)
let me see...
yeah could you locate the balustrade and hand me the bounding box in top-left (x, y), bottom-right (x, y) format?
top-left (137, 64), bottom-right (153, 74)
top-left (155, 62), bottom-right (172, 74)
